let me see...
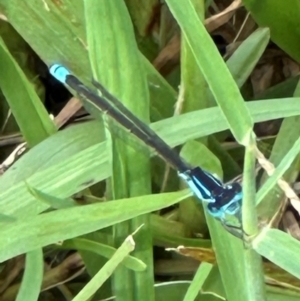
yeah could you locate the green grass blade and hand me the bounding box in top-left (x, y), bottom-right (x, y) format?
top-left (151, 98), bottom-right (300, 151)
top-left (0, 190), bottom-right (188, 262)
top-left (227, 27), bottom-right (270, 88)
top-left (0, 122), bottom-right (109, 217)
top-left (0, 99), bottom-right (299, 219)
top-left (257, 81), bottom-right (300, 220)
top-left (183, 263), bottom-right (212, 301)
top-left (180, 1), bottom-right (208, 113)
top-left (0, 37), bottom-right (56, 147)
top-left (16, 249), bottom-right (43, 301)
top-left (243, 0), bottom-right (300, 62)
top-left (165, 0), bottom-right (253, 145)
top-left (242, 140), bottom-right (259, 235)
top-left (84, 1), bottom-right (154, 301)
top-left (73, 234), bottom-right (136, 301)
top-left (241, 140), bottom-right (266, 300)
top-left (61, 238), bottom-right (146, 272)
top-left (26, 184), bottom-right (77, 209)
top-left (256, 136), bottom-right (300, 205)
top-left (253, 229), bottom-right (300, 280)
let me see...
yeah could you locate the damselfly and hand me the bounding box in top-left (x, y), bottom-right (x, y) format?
top-left (49, 64), bottom-right (243, 228)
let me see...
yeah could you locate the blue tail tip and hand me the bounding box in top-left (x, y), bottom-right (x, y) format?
top-left (49, 64), bottom-right (70, 84)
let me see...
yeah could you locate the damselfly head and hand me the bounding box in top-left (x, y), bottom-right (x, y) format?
top-left (208, 182), bottom-right (243, 219)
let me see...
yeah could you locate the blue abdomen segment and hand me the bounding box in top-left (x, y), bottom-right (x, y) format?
top-left (49, 64), bottom-right (70, 83)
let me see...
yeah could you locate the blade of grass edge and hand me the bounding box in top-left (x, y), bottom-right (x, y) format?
top-left (165, 0), bottom-right (254, 145)
top-left (85, 1), bottom-right (154, 301)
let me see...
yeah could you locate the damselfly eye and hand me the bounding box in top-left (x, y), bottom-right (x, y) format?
top-left (207, 203), bottom-right (221, 217)
top-left (225, 202), bottom-right (241, 215)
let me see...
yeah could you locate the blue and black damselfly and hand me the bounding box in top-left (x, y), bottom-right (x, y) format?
top-left (49, 64), bottom-right (243, 232)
